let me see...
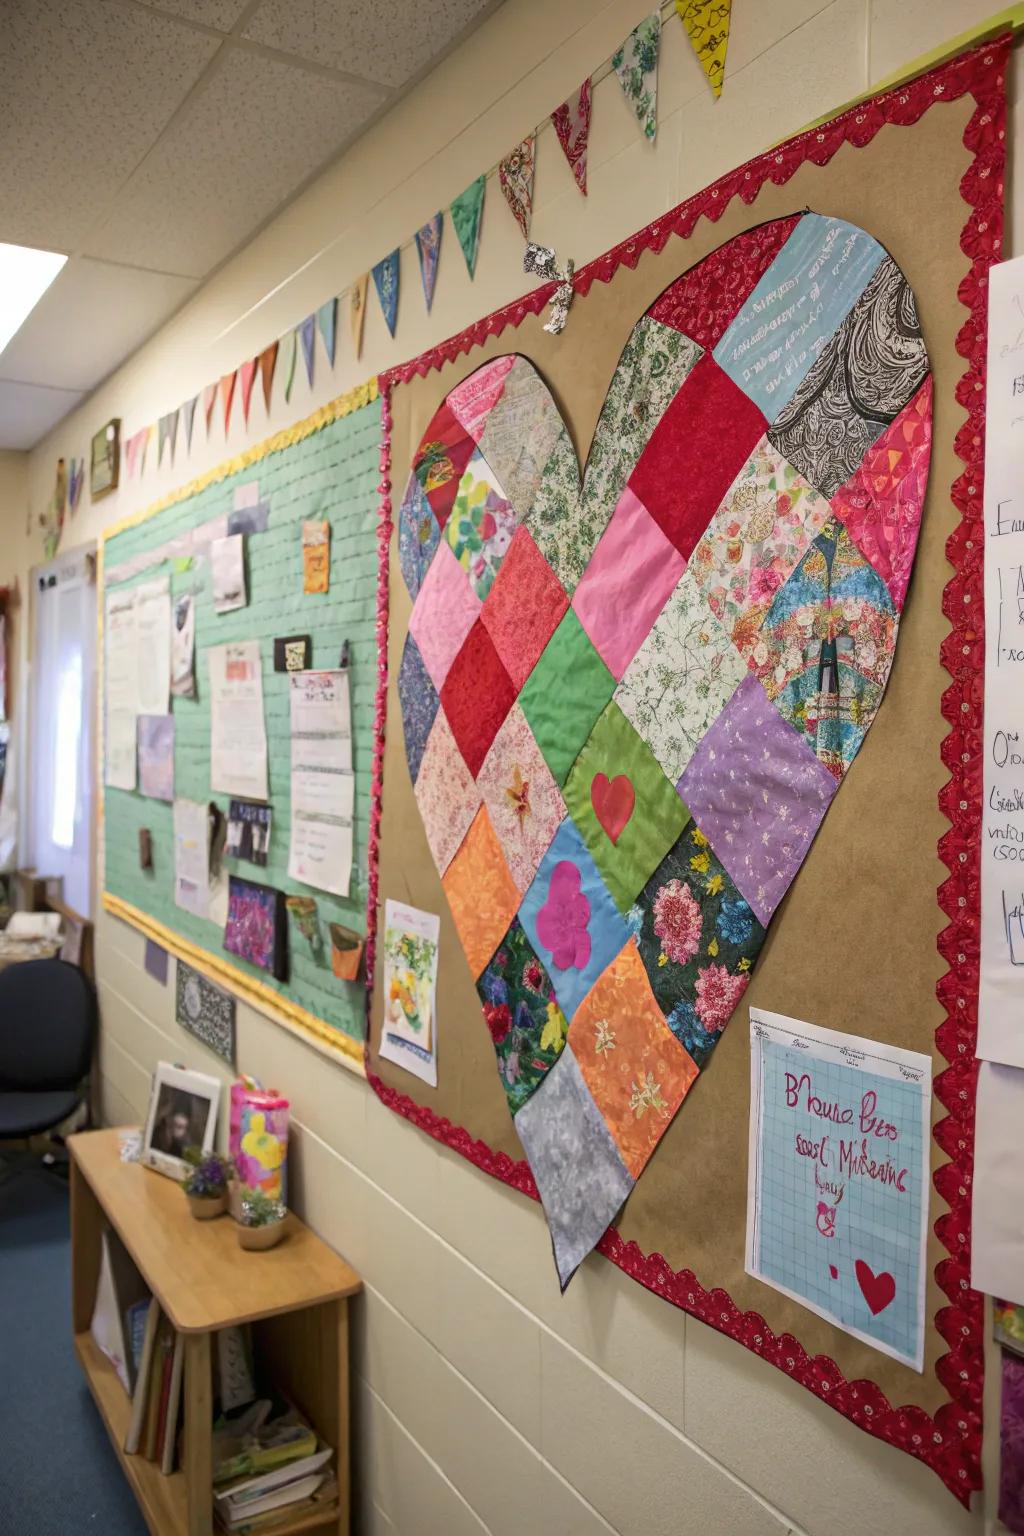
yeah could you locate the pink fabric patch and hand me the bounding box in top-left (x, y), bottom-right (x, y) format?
top-left (408, 539), bottom-right (482, 691)
top-left (571, 486), bottom-right (685, 680)
top-left (536, 860), bottom-right (591, 971)
top-left (413, 708), bottom-right (481, 876)
top-left (447, 356), bottom-right (517, 442)
top-left (476, 704), bottom-right (566, 894)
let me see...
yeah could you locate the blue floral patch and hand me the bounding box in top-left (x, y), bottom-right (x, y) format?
top-left (397, 633), bottom-right (439, 785)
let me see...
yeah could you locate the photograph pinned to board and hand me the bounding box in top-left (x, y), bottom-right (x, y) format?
top-left (134, 575), bottom-right (171, 716)
top-left (273, 634), bottom-right (310, 673)
top-left (285, 895), bottom-right (324, 964)
top-left (379, 900), bottom-right (439, 1087)
top-left (176, 961), bottom-right (236, 1067)
top-left (137, 714), bottom-right (174, 801)
top-left (142, 1059), bottom-right (221, 1181)
top-left (287, 669), bottom-right (352, 898)
top-left (209, 641), bottom-right (268, 802)
top-left (211, 533), bottom-right (247, 614)
top-left (745, 1007), bottom-right (931, 1371)
top-left (171, 593), bottom-right (195, 698)
top-left (225, 799), bottom-right (271, 867)
top-left (228, 481), bottom-right (270, 537)
top-left (224, 874), bottom-right (287, 981)
top-left (301, 520), bottom-right (330, 594)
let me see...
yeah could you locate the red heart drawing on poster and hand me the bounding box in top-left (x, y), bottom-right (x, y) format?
top-left (590, 773), bottom-right (635, 844)
top-left (855, 1258), bottom-right (896, 1316)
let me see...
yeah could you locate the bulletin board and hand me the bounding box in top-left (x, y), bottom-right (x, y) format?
top-left (366, 40), bottom-right (1007, 1500)
top-left (101, 384), bottom-right (383, 1068)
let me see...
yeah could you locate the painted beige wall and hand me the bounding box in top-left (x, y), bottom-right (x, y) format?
top-left (11, 3), bottom-right (1019, 1532)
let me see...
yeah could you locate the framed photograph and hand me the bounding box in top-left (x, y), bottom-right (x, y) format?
top-left (90, 418), bottom-right (120, 501)
top-left (141, 1060), bottom-right (221, 1181)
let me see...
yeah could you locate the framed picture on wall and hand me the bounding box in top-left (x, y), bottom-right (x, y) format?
top-left (141, 1060), bottom-right (221, 1181)
top-left (90, 418), bottom-right (120, 501)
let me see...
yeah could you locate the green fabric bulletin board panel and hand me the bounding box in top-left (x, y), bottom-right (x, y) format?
top-left (101, 385), bottom-right (381, 1068)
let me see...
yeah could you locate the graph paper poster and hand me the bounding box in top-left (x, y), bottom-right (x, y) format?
top-left (746, 1008), bottom-right (931, 1370)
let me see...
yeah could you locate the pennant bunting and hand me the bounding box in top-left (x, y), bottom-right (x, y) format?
top-left (181, 394), bottom-right (198, 451)
top-left (157, 412), bottom-right (170, 464)
top-left (372, 249), bottom-right (400, 338)
top-left (349, 274), bottom-right (368, 358)
top-left (124, 433), bottom-right (140, 479)
top-left (239, 358), bottom-right (257, 424)
top-left (551, 78), bottom-right (592, 195)
top-left (498, 138), bottom-right (535, 239)
top-left (675, 0), bottom-right (731, 98)
top-left (284, 329), bottom-right (298, 402)
top-left (158, 410), bottom-right (178, 465)
top-left (613, 10), bottom-right (661, 141)
top-left (451, 175), bottom-right (485, 278)
top-left (203, 382), bottom-right (218, 434)
top-left (220, 369), bottom-right (237, 434)
top-left (415, 213), bottom-right (443, 313)
top-left (317, 298), bottom-right (337, 367)
top-left (258, 342), bottom-right (278, 412)
top-left (140, 425), bottom-right (155, 477)
top-left (299, 314), bottom-right (316, 387)
top-left (68, 458), bottom-right (84, 512)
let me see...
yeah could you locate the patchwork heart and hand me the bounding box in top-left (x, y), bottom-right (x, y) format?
top-left (395, 213), bottom-right (932, 1287)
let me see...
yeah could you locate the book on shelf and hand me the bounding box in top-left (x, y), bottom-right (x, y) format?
top-left (215, 1444), bottom-right (333, 1513)
top-left (143, 1314), bottom-right (169, 1460)
top-left (212, 1401), bottom-right (318, 1487)
top-left (161, 1329), bottom-right (185, 1475)
top-left (215, 1476), bottom-right (339, 1534)
top-left (153, 1320), bottom-right (176, 1464)
top-left (125, 1300), bottom-right (161, 1456)
top-left (90, 1227), bottom-right (150, 1394)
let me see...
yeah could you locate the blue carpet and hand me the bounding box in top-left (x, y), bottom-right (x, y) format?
top-left (0, 1168), bottom-right (148, 1536)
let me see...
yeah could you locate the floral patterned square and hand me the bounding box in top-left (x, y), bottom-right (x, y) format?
top-left (479, 524), bottom-right (569, 692)
top-left (412, 399), bottom-right (477, 529)
top-left (630, 820), bottom-right (765, 1068)
top-left (476, 356), bottom-right (570, 523)
top-left (408, 539), bottom-right (482, 692)
top-left (442, 805), bottom-right (522, 980)
top-left (477, 704), bottom-right (566, 894)
top-left (614, 568), bottom-right (747, 783)
top-left (444, 448), bottom-right (519, 601)
top-left (477, 916), bottom-right (568, 1114)
top-left (397, 475), bottom-right (440, 602)
top-left (397, 633), bottom-right (439, 786)
top-left (412, 708), bottom-right (480, 877)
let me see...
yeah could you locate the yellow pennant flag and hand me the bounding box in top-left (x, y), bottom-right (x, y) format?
top-left (676, 0), bottom-right (731, 99)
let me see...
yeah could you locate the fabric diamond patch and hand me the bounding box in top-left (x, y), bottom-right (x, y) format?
top-left (677, 672), bottom-right (836, 926)
top-left (562, 700), bottom-right (690, 913)
top-left (479, 525), bottom-right (569, 692)
top-left (477, 704), bottom-right (566, 894)
top-left (630, 820), bottom-right (764, 1066)
top-left (519, 609), bottom-right (615, 787)
top-left (447, 355), bottom-right (515, 441)
top-left (614, 568), bottom-right (747, 783)
top-left (397, 633), bottom-right (439, 785)
top-left (408, 539), bottom-right (482, 692)
top-left (439, 618), bottom-right (517, 779)
top-left (444, 448), bottom-right (518, 601)
top-left (513, 1046), bottom-right (634, 1289)
top-left (413, 709), bottom-right (480, 876)
top-left (518, 817), bottom-right (630, 1022)
top-left (398, 476), bottom-right (440, 602)
top-left (569, 939), bottom-right (697, 1178)
top-left (441, 805), bottom-right (521, 979)
top-left (413, 399), bottom-right (477, 528)
top-left (477, 916), bottom-right (568, 1114)
top-left (477, 357), bottom-right (571, 523)
top-left (648, 216), bottom-right (800, 350)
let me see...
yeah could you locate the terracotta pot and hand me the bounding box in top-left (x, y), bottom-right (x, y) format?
top-left (187, 1191), bottom-right (227, 1220)
top-left (237, 1218), bottom-right (287, 1251)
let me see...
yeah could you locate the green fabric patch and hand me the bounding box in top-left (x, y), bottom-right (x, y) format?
top-left (562, 700), bottom-right (690, 912)
top-left (519, 609), bottom-right (615, 787)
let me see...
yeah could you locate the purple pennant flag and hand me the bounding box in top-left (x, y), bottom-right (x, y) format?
top-left (316, 298), bottom-right (337, 367)
top-left (415, 213), bottom-right (443, 313)
top-left (372, 249), bottom-right (400, 338)
top-left (181, 394), bottom-right (198, 452)
top-left (299, 314), bottom-right (316, 387)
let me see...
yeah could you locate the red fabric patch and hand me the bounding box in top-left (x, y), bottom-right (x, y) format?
top-left (440, 619), bottom-right (518, 778)
top-left (413, 400), bottom-right (477, 530)
top-left (479, 525), bottom-right (570, 691)
top-left (648, 216), bottom-right (801, 350)
top-left (628, 355), bottom-right (767, 561)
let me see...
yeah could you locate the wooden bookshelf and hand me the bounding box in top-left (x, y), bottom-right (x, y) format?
top-left (70, 1128), bottom-right (361, 1536)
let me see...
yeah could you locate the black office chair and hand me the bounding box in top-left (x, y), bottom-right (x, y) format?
top-left (0, 958), bottom-right (97, 1184)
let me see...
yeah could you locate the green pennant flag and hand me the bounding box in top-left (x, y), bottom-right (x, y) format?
top-left (284, 329), bottom-right (298, 403)
top-left (451, 174), bottom-right (485, 279)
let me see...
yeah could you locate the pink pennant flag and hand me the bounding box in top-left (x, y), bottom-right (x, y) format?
top-left (203, 382), bottom-right (218, 435)
top-left (125, 431), bottom-right (142, 479)
top-left (220, 371), bottom-right (237, 434)
top-left (551, 78), bottom-right (592, 195)
top-left (498, 137), bottom-right (535, 239)
top-left (139, 425), bottom-right (155, 476)
top-left (239, 358), bottom-right (257, 424)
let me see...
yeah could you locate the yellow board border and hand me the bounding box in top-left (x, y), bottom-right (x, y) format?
top-left (99, 378), bottom-right (379, 1076)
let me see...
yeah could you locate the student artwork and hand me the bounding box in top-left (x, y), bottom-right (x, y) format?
top-left (301, 519), bottom-right (330, 594)
top-left (273, 634), bottom-right (311, 672)
top-left (394, 213), bottom-right (932, 1286)
top-left (379, 901), bottom-right (439, 1087)
top-left (329, 922), bottom-right (364, 982)
top-left (226, 799), bottom-right (271, 866)
top-left (285, 894), bottom-right (325, 963)
top-left (223, 874), bottom-right (287, 981)
top-left (176, 961), bottom-right (236, 1066)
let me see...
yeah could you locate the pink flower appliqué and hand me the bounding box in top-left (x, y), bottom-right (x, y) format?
top-left (536, 860), bottom-right (591, 972)
top-left (694, 963), bottom-right (748, 1032)
top-left (652, 879), bottom-right (702, 965)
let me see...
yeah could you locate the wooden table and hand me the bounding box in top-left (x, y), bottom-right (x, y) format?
top-left (69, 1128), bottom-right (362, 1536)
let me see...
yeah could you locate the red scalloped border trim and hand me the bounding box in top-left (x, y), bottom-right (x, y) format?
top-left (366, 37), bottom-right (1009, 1503)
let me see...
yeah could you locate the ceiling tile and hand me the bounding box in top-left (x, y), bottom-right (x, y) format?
top-left (0, 257), bottom-right (197, 393)
top-left (83, 47), bottom-right (387, 277)
top-left (135, 0), bottom-right (250, 30)
top-left (0, 381), bottom-right (84, 451)
top-left (0, 0), bottom-right (220, 253)
top-left (242, 0), bottom-right (499, 88)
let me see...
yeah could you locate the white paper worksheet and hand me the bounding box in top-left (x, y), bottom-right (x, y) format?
top-left (287, 669), bottom-right (353, 897)
top-left (173, 797), bottom-right (211, 919)
top-left (134, 575), bottom-right (171, 717)
top-left (208, 642), bottom-right (268, 802)
top-left (104, 587), bottom-right (139, 789)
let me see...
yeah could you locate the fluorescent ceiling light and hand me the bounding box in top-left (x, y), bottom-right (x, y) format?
top-left (0, 242), bottom-right (67, 355)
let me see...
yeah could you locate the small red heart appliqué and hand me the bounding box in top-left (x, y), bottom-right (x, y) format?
top-left (590, 773), bottom-right (635, 844)
top-left (828, 1264), bottom-right (838, 1280)
top-left (855, 1258), bottom-right (896, 1316)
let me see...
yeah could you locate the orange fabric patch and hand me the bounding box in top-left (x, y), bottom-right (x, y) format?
top-left (442, 805), bottom-right (521, 979)
top-left (569, 939), bottom-right (697, 1177)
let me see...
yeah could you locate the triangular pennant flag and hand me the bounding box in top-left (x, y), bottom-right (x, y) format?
top-left (299, 314), bottom-right (316, 387)
top-left (124, 433), bottom-right (140, 479)
top-left (551, 78), bottom-right (592, 196)
top-left (68, 458), bottom-right (84, 511)
top-left (220, 370), bottom-right (237, 434)
top-left (451, 175), bottom-right (485, 279)
top-left (259, 342), bottom-right (278, 412)
top-left (181, 394), bottom-right (198, 452)
top-left (349, 275), bottom-right (368, 357)
top-left (372, 250), bottom-right (400, 338)
top-left (675, 0), bottom-right (730, 98)
top-left (498, 138), bottom-right (535, 239)
top-left (139, 425), bottom-right (155, 477)
top-left (158, 413), bottom-right (172, 465)
top-left (316, 298), bottom-right (337, 367)
top-left (612, 10), bottom-right (661, 141)
top-left (203, 382), bottom-right (218, 434)
top-left (415, 213), bottom-right (443, 313)
top-left (284, 329), bottom-right (298, 402)
top-left (239, 358), bottom-right (257, 424)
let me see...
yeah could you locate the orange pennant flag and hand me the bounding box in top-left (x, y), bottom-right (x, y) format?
top-left (239, 358), bottom-right (257, 424)
top-left (349, 274), bottom-right (368, 359)
top-left (203, 382), bottom-right (217, 434)
top-left (258, 342), bottom-right (279, 413)
top-left (220, 370), bottom-right (236, 434)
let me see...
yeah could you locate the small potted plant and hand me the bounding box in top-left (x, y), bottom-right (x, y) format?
top-left (236, 1187), bottom-right (288, 1250)
top-left (182, 1147), bottom-right (233, 1220)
